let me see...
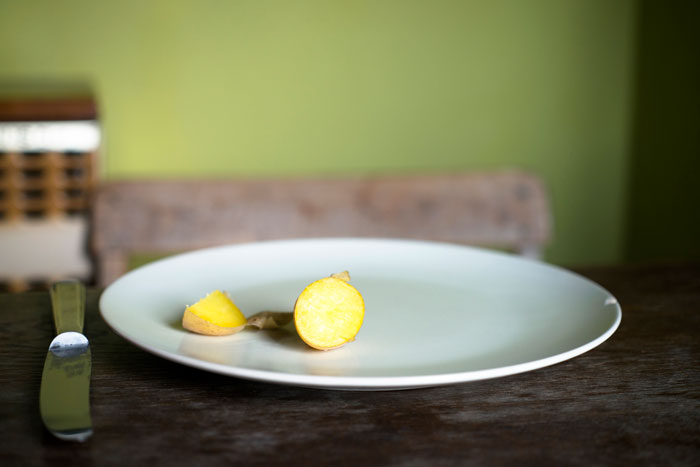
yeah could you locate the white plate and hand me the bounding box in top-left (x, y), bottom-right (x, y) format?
top-left (99, 238), bottom-right (621, 390)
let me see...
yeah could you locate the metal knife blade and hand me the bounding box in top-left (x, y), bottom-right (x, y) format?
top-left (39, 281), bottom-right (92, 442)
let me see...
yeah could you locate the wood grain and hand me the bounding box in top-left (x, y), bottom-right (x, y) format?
top-left (92, 172), bottom-right (551, 286)
top-left (0, 263), bottom-right (698, 466)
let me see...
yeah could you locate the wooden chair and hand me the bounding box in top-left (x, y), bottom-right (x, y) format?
top-left (92, 171), bottom-right (552, 286)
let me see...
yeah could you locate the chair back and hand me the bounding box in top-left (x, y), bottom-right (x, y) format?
top-left (93, 171), bottom-right (551, 286)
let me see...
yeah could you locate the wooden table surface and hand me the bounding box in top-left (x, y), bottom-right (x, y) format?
top-left (1, 263), bottom-right (698, 466)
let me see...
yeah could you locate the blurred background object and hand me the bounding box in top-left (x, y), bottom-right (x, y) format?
top-left (0, 80), bottom-right (100, 291)
top-left (0, 0), bottom-right (697, 274)
top-left (92, 172), bottom-right (550, 285)
top-left (624, 0), bottom-right (699, 263)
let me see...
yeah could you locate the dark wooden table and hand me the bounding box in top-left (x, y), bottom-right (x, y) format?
top-left (1, 263), bottom-right (698, 466)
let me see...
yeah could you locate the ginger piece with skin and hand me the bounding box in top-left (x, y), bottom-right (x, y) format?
top-left (182, 290), bottom-right (247, 336)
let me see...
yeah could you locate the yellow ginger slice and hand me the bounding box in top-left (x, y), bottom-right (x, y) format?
top-left (182, 290), bottom-right (247, 336)
top-left (294, 271), bottom-right (365, 350)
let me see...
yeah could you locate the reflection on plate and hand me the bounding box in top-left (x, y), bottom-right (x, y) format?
top-left (99, 238), bottom-right (621, 390)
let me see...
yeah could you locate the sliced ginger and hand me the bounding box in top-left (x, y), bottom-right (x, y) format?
top-left (182, 271), bottom-right (365, 351)
top-left (182, 290), bottom-right (247, 336)
top-left (294, 271), bottom-right (365, 350)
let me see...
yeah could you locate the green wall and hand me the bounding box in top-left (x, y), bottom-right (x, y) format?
top-left (1, 0), bottom-right (636, 266)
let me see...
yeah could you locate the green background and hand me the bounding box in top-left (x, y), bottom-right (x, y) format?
top-left (2, 0), bottom-right (698, 266)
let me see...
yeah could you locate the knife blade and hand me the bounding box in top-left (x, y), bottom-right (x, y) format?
top-left (39, 280), bottom-right (92, 442)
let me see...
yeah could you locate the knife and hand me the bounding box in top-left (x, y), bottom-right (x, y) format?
top-left (39, 280), bottom-right (92, 442)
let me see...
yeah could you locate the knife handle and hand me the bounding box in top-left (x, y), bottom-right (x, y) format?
top-left (50, 281), bottom-right (86, 334)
